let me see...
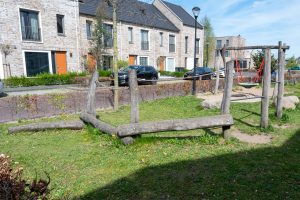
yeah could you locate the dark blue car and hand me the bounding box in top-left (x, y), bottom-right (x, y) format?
top-left (184, 67), bottom-right (213, 80)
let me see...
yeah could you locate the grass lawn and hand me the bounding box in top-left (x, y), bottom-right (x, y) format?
top-left (0, 83), bottom-right (299, 199)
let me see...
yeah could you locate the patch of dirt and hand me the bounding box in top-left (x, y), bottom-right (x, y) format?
top-left (229, 129), bottom-right (272, 144)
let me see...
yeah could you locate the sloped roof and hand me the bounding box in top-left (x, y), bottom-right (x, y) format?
top-left (79, 0), bottom-right (180, 32)
top-left (162, 1), bottom-right (203, 29)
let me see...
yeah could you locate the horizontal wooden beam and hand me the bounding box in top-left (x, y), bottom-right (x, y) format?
top-left (117, 114), bottom-right (234, 137)
top-left (216, 45), bottom-right (290, 51)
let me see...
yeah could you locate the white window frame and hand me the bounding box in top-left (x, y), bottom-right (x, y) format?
top-left (22, 50), bottom-right (53, 77)
top-left (56, 14), bottom-right (65, 36)
top-left (18, 7), bottom-right (43, 43)
top-left (166, 57), bottom-right (175, 72)
top-left (86, 20), bottom-right (93, 40)
top-left (128, 27), bottom-right (133, 44)
top-left (169, 34), bottom-right (176, 53)
top-left (140, 29), bottom-right (150, 51)
top-left (138, 56), bottom-right (149, 65)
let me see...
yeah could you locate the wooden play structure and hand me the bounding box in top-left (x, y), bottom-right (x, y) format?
top-left (80, 70), bottom-right (234, 144)
top-left (219, 41), bottom-right (289, 128)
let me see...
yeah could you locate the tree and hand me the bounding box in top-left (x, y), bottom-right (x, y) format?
top-left (285, 56), bottom-right (298, 68)
top-left (89, 2), bottom-right (108, 71)
top-left (201, 16), bottom-right (215, 67)
top-left (252, 50), bottom-right (277, 72)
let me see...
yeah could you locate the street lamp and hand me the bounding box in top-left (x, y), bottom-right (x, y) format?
top-left (192, 6), bottom-right (200, 95)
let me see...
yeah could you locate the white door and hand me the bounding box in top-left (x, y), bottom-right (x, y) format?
top-left (0, 51), bottom-right (4, 79)
top-left (187, 57), bottom-right (194, 70)
top-left (166, 58), bottom-right (175, 72)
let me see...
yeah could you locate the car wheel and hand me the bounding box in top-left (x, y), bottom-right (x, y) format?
top-left (151, 77), bottom-right (157, 85)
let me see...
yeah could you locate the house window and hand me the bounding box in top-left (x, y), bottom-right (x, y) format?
top-left (195, 58), bottom-right (199, 66)
top-left (225, 51), bottom-right (229, 57)
top-left (217, 40), bottom-right (222, 49)
top-left (20, 9), bottom-right (41, 41)
top-left (139, 57), bottom-right (148, 65)
top-left (226, 40), bottom-right (229, 47)
top-left (24, 52), bottom-right (51, 76)
top-left (86, 20), bottom-right (92, 39)
top-left (102, 55), bottom-right (113, 70)
top-left (166, 57), bottom-right (175, 72)
top-left (128, 27), bottom-right (133, 43)
top-left (141, 30), bottom-right (149, 50)
top-left (216, 50), bottom-right (220, 57)
top-left (56, 15), bottom-right (64, 35)
top-left (185, 36), bottom-right (188, 54)
top-left (196, 39), bottom-right (200, 54)
top-left (104, 24), bottom-right (113, 48)
top-left (169, 35), bottom-right (175, 53)
top-left (185, 57), bottom-right (187, 68)
top-left (160, 32), bottom-right (163, 47)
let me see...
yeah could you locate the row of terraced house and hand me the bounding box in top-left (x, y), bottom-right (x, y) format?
top-left (0, 0), bottom-right (204, 79)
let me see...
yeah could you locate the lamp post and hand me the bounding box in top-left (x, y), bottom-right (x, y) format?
top-left (192, 6), bottom-right (200, 95)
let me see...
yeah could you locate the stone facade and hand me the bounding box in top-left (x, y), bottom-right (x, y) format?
top-left (0, 0), bottom-right (81, 78)
top-left (214, 35), bottom-right (252, 69)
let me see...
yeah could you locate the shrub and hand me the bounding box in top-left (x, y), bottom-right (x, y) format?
top-left (4, 72), bottom-right (87, 87)
top-left (0, 154), bottom-right (51, 199)
top-left (98, 70), bottom-right (112, 77)
top-left (159, 71), bottom-right (185, 77)
top-left (117, 60), bottom-right (129, 69)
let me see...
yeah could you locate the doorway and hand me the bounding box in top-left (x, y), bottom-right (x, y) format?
top-left (55, 51), bottom-right (67, 75)
top-left (159, 56), bottom-right (165, 71)
top-left (129, 55), bottom-right (137, 65)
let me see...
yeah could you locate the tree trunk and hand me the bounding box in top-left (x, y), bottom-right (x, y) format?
top-left (112, 0), bottom-right (119, 111)
top-left (8, 121), bottom-right (84, 134)
top-left (117, 114), bottom-right (233, 137)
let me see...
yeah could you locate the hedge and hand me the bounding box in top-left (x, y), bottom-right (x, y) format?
top-left (159, 71), bottom-right (187, 77)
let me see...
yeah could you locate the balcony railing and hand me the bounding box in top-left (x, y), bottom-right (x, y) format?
top-left (169, 44), bottom-right (175, 53)
top-left (141, 41), bottom-right (149, 50)
top-left (21, 26), bottom-right (41, 41)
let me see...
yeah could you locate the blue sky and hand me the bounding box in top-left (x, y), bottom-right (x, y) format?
top-left (164, 0), bottom-right (300, 57)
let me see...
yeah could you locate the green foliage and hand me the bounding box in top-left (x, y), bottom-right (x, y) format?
top-left (4, 72), bottom-right (87, 87)
top-left (117, 60), bottom-right (129, 69)
top-left (251, 51), bottom-right (277, 72)
top-left (201, 16), bottom-right (216, 67)
top-left (98, 70), bottom-right (112, 77)
top-left (286, 56), bottom-right (298, 68)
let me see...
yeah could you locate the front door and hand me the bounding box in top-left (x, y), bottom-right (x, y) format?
top-left (55, 51), bottom-right (67, 75)
top-left (159, 56), bottom-right (165, 71)
top-left (129, 55), bottom-right (136, 65)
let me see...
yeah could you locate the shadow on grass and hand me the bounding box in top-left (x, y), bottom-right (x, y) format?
top-left (76, 130), bottom-right (300, 200)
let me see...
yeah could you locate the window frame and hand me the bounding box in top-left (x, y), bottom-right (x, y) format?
top-left (128, 27), bottom-right (133, 44)
top-left (139, 56), bottom-right (149, 65)
top-left (86, 20), bottom-right (93, 40)
top-left (217, 40), bottom-right (222, 49)
top-left (185, 36), bottom-right (188, 54)
top-left (160, 32), bottom-right (163, 47)
top-left (196, 38), bottom-right (200, 54)
top-left (141, 29), bottom-right (150, 51)
top-left (166, 57), bottom-right (175, 72)
top-left (103, 23), bottom-right (113, 48)
top-left (169, 35), bottom-right (176, 53)
top-left (19, 8), bottom-right (42, 42)
top-left (56, 14), bottom-right (65, 36)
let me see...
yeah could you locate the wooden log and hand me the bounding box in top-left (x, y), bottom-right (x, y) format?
top-left (261, 48), bottom-right (271, 128)
top-left (86, 71), bottom-right (99, 116)
top-left (80, 112), bottom-right (117, 136)
top-left (8, 120), bottom-right (84, 134)
top-left (276, 41), bottom-right (285, 119)
top-left (129, 70), bottom-right (139, 123)
top-left (117, 114), bottom-right (234, 137)
top-left (221, 61), bottom-right (234, 114)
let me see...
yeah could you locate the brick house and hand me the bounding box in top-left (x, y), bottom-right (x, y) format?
top-left (0, 0), bottom-right (204, 79)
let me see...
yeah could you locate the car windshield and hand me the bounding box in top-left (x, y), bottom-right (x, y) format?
top-left (122, 66), bottom-right (139, 72)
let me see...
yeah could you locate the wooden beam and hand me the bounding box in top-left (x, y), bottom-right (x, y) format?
top-left (86, 71), bottom-right (99, 116)
top-left (216, 45), bottom-right (290, 51)
top-left (129, 70), bottom-right (139, 123)
top-left (117, 114), bottom-right (234, 137)
top-left (221, 61), bottom-right (234, 114)
top-left (80, 112), bottom-right (117, 136)
top-left (276, 41), bottom-right (285, 119)
top-left (261, 48), bottom-right (271, 128)
top-left (8, 120), bottom-right (84, 134)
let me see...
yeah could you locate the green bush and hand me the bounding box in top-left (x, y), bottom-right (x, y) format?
top-left (159, 71), bottom-right (185, 77)
top-left (98, 70), bottom-right (112, 77)
top-left (4, 72), bottom-right (87, 87)
top-left (117, 60), bottom-right (129, 69)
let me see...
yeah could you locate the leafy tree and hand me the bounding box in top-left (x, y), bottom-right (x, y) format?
top-left (201, 16), bottom-right (215, 67)
top-left (251, 51), bottom-right (277, 72)
top-left (286, 56), bottom-right (298, 68)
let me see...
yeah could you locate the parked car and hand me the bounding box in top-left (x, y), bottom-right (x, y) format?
top-left (0, 79), bottom-right (4, 97)
top-left (114, 65), bottom-right (158, 86)
top-left (289, 66), bottom-right (300, 71)
top-left (184, 67), bottom-right (213, 80)
top-left (213, 68), bottom-right (235, 78)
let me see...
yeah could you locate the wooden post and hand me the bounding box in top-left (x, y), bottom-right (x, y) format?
top-left (276, 41), bottom-right (285, 119)
top-left (221, 60), bottom-right (234, 115)
top-left (129, 70), bottom-right (139, 123)
top-left (261, 48), bottom-right (271, 128)
top-left (86, 71), bottom-right (99, 116)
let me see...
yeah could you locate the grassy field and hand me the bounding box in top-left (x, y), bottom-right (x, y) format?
top-left (0, 83), bottom-right (299, 199)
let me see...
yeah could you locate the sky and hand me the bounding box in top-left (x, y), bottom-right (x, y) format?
top-left (164, 0), bottom-right (300, 58)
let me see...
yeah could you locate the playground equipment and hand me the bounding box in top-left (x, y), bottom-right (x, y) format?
top-left (218, 41), bottom-right (289, 127)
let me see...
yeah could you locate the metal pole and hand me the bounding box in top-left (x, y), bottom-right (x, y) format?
top-left (192, 16), bottom-right (198, 95)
